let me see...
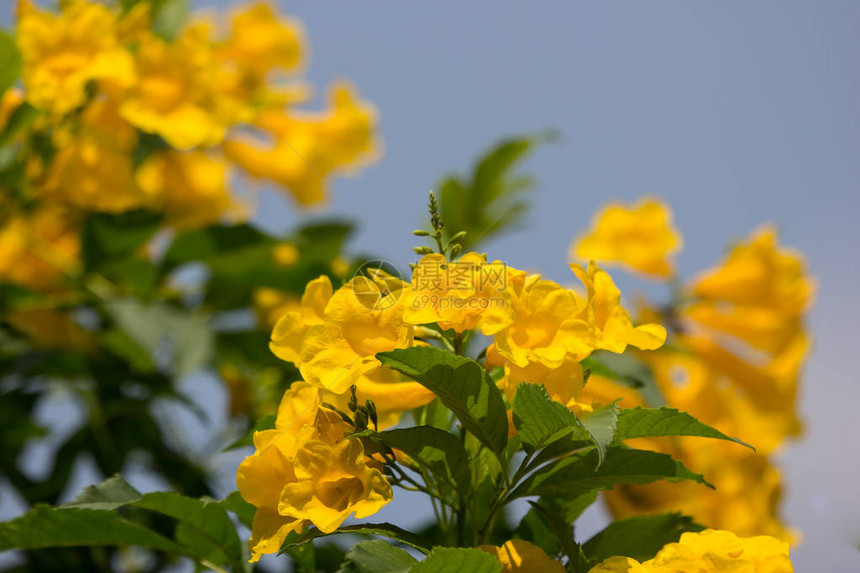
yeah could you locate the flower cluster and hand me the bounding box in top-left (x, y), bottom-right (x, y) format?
top-left (572, 200), bottom-right (813, 541)
top-left (589, 529), bottom-right (793, 572)
top-left (1, 0), bottom-right (380, 294)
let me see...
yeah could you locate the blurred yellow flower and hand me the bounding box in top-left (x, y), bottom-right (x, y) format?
top-left (0, 206), bottom-right (79, 291)
top-left (273, 242), bottom-right (300, 267)
top-left (570, 262), bottom-right (667, 354)
top-left (573, 198), bottom-right (681, 278)
top-left (120, 23), bottom-right (235, 149)
top-left (404, 252), bottom-right (519, 334)
top-left (589, 529), bottom-right (793, 572)
top-left (135, 150), bottom-right (242, 228)
top-left (218, 2), bottom-right (305, 79)
top-left (15, 0), bottom-right (135, 115)
top-left (479, 539), bottom-right (565, 572)
top-left (224, 81), bottom-right (380, 206)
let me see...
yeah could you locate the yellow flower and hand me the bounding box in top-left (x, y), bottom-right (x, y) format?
top-left (218, 2), bottom-right (305, 79)
top-left (404, 252), bottom-right (519, 334)
top-left (135, 150), bottom-right (242, 228)
top-left (273, 242), bottom-right (300, 267)
top-left (39, 96), bottom-right (147, 213)
top-left (297, 275), bottom-right (413, 394)
top-left (685, 225), bottom-right (814, 353)
top-left (573, 198), bottom-right (682, 278)
top-left (480, 539), bottom-right (565, 572)
top-left (223, 81), bottom-right (380, 206)
top-left (238, 382), bottom-right (391, 561)
top-left (120, 22), bottom-right (234, 149)
top-left (0, 206), bottom-right (80, 292)
top-left (270, 275), bottom-right (333, 365)
top-left (569, 262), bottom-right (667, 354)
top-left (15, 0), bottom-right (135, 115)
top-left (589, 529), bottom-right (793, 572)
top-left (278, 437), bottom-right (392, 533)
top-left (493, 277), bottom-right (590, 369)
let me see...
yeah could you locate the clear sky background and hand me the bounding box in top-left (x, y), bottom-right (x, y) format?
top-left (2, 0), bottom-right (858, 570)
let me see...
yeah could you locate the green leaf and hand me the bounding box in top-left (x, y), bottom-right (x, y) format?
top-left (0, 102), bottom-right (39, 148)
top-left (0, 30), bottom-right (21, 98)
top-left (226, 413), bottom-right (277, 450)
top-left (510, 447), bottom-right (711, 500)
top-left (376, 426), bottom-right (470, 493)
top-left (438, 134), bottom-right (552, 250)
top-left (163, 224), bottom-right (270, 270)
top-left (410, 547), bottom-right (502, 573)
top-left (81, 210), bottom-right (162, 272)
top-left (512, 383), bottom-right (592, 454)
top-left (582, 351), bottom-right (665, 406)
top-left (580, 401), bottom-right (620, 466)
top-left (151, 0), bottom-right (189, 40)
top-left (339, 540), bottom-right (418, 573)
top-left (282, 523), bottom-right (432, 555)
top-left (60, 475), bottom-right (142, 510)
top-left (615, 407), bottom-right (754, 450)
top-left (0, 506), bottom-right (184, 554)
top-left (106, 298), bottom-right (213, 377)
top-left (583, 513), bottom-right (705, 563)
top-left (133, 492), bottom-right (246, 572)
top-left (377, 347), bottom-right (507, 454)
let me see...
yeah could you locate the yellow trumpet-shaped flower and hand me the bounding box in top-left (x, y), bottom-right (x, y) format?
top-left (404, 252), bottom-right (520, 334)
top-left (120, 22), bottom-right (235, 149)
top-left (298, 275), bottom-right (413, 394)
top-left (685, 225), bottom-right (814, 353)
top-left (223, 81), bottom-right (380, 206)
top-left (277, 437), bottom-right (392, 533)
top-left (493, 277), bottom-right (590, 368)
top-left (569, 262), bottom-right (667, 354)
top-left (589, 529), bottom-right (793, 572)
top-left (270, 275), bottom-right (334, 365)
top-left (135, 150), bottom-right (243, 229)
top-left (16, 0), bottom-right (135, 115)
top-left (480, 539), bottom-right (566, 572)
top-left (573, 198), bottom-right (682, 278)
top-left (218, 2), bottom-right (305, 79)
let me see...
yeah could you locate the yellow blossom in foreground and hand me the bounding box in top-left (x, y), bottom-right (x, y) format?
top-left (573, 198), bottom-right (681, 278)
top-left (120, 23), bottom-right (235, 149)
top-left (404, 252), bottom-right (519, 334)
top-left (0, 206), bottom-right (80, 291)
top-left (298, 276), bottom-right (413, 394)
top-left (570, 262), bottom-right (667, 354)
top-left (224, 81), bottom-right (380, 206)
top-left (589, 529), bottom-right (793, 572)
top-left (494, 277), bottom-right (590, 368)
top-left (15, 0), bottom-right (135, 114)
top-left (270, 276), bottom-right (333, 365)
top-left (237, 383), bottom-right (391, 561)
top-left (135, 150), bottom-right (242, 228)
top-left (479, 539), bottom-right (565, 572)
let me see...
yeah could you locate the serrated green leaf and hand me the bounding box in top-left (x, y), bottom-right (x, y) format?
top-left (510, 447), bottom-right (711, 500)
top-left (410, 547), bottom-right (502, 573)
top-left (583, 513), bottom-right (705, 563)
top-left (282, 523), bottom-right (432, 555)
top-left (377, 347), bottom-right (507, 454)
top-left (339, 540), bottom-right (418, 573)
top-left (580, 401), bottom-right (619, 466)
top-left (615, 407), bottom-right (754, 450)
top-left (512, 383), bottom-right (592, 454)
top-left (582, 350), bottom-right (665, 406)
top-left (375, 426), bottom-right (470, 493)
